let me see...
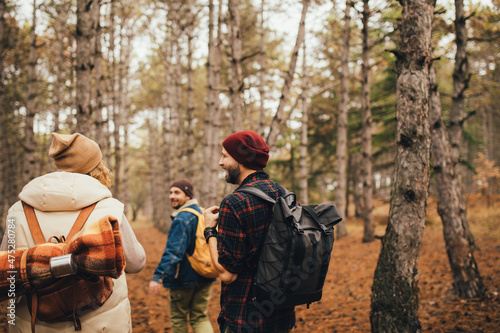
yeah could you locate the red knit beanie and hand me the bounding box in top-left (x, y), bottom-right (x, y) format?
top-left (222, 131), bottom-right (269, 170)
top-left (170, 179), bottom-right (194, 198)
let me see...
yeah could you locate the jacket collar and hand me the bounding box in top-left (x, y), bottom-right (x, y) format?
top-left (236, 171), bottom-right (269, 190)
top-left (171, 198), bottom-right (199, 218)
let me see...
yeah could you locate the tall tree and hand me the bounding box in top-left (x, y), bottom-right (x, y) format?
top-left (76, 0), bottom-right (98, 134)
top-left (228, 0), bottom-right (244, 131)
top-left (185, 0), bottom-right (196, 180)
top-left (43, 0), bottom-right (71, 133)
top-left (257, 0), bottom-right (266, 136)
top-left (335, 0), bottom-right (351, 239)
top-left (361, 0), bottom-right (374, 243)
top-left (147, 118), bottom-right (162, 230)
top-left (429, 63), bottom-right (485, 299)
top-left (105, 0), bottom-right (117, 168)
top-left (23, 0), bottom-right (37, 184)
top-left (443, 0), bottom-right (483, 298)
top-left (203, 0), bottom-right (222, 207)
top-left (266, 0), bottom-right (310, 149)
top-left (370, 0), bottom-right (434, 330)
top-left (94, 0), bottom-right (105, 148)
top-left (299, 41), bottom-right (309, 205)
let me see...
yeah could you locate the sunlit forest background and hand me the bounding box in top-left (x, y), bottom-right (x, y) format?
top-left (1, 0), bottom-right (500, 330)
top-left (1, 0), bottom-right (498, 229)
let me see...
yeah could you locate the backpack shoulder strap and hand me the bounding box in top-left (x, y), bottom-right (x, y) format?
top-left (22, 202), bottom-right (47, 245)
top-left (65, 203), bottom-right (98, 243)
top-left (237, 186), bottom-right (277, 204)
top-left (179, 207), bottom-right (202, 218)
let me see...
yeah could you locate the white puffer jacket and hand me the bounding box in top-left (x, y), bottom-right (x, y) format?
top-left (5, 172), bottom-right (137, 333)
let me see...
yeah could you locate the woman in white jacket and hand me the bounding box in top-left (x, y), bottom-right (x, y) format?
top-left (0, 132), bottom-right (146, 333)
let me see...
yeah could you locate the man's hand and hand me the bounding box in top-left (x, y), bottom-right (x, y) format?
top-left (204, 206), bottom-right (220, 228)
top-left (149, 280), bottom-right (162, 294)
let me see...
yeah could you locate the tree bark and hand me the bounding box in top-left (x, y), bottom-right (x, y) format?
top-left (24, 0), bottom-right (37, 184)
top-left (171, 8), bottom-right (184, 178)
top-left (76, 0), bottom-right (97, 135)
top-left (335, 0), bottom-right (351, 239)
top-left (203, 0), bottom-right (222, 208)
top-left (147, 118), bottom-right (162, 231)
top-left (447, 0), bottom-right (477, 264)
top-left (299, 42), bottom-right (309, 205)
top-left (258, 0), bottom-right (266, 136)
top-left (227, 0), bottom-right (244, 132)
top-left (266, 0), bottom-right (309, 149)
top-left (185, 2), bottom-right (196, 180)
top-left (94, 0), bottom-right (105, 149)
top-left (120, 30), bottom-right (132, 216)
top-left (370, 0), bottom-right (434, 330)
top-left (361, 0), bottom-right (374, 243)
top-left (51, 0), bottom-right (70, 133)
top-left (429, 64), bottom-right (486, 299)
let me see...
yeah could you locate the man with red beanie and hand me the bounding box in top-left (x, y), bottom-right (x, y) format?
top-left (204, 131), bottom-right (295, 333)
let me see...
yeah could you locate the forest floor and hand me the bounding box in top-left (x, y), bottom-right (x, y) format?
top-left (127, 193), bottom-right (500, 333)
top-left (1, 194), bottom-right (499, 332)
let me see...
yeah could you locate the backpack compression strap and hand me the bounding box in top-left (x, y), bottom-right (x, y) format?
top-left (22, 202), bottom-right (98, 245)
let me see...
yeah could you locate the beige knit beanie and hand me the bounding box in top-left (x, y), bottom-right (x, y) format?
top-left (49, 132), bottom-right (102, 174)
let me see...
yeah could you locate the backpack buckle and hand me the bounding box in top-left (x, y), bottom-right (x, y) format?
top-left (293, 220), bottom-right (304, 234)
top-left (319, 224), bottom-right (331, 235)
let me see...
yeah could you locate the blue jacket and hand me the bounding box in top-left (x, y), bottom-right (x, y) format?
top-left (152, 200), bottom-right (215, 289)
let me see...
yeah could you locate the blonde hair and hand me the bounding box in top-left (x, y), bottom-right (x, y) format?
top-left (88, 161), bottom-right (113, 188)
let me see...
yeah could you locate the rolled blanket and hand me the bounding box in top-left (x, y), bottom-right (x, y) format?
top-left (0, 215), bottom-right (125, 301)
top-left (67, 214), bottom-right (125, 278)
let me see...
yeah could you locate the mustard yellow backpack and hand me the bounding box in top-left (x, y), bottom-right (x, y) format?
top-left (180, 208), bottom-right (218, 279)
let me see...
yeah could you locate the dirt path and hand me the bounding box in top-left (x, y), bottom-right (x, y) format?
top-left (0, 196), bottom-right (498, 332)
top-left (127, 220), bottom-right (499, 332)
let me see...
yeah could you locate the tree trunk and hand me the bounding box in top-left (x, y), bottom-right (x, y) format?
top-left (160, 35), bottom-right (174, 231)
top-left (24, 0), bottom-right (37, 184)
top-left (258, 0), bottom-right (266, 136)
top-left (429, 64), bottom-right (486, 298)
top-left (370, 0), bottom-right (433, 330)
top-left (112, 14), bottom-right (125, 201)
top-left (104, 0), bottom-right (116, 168)
top-left (335, 0), bottom-right (351, 239)
top-left (172, 13), bottom-right (184, 179)
top-left (185, 4), bottom-right (196, 180)
top-left (120, 32), bottom-right (132, 217)
top-left (361, 0), bottom-right (374, 243)
top-left (52, 2), bottom-right (69, 133)
top-left (94, 0), bottom-right (105, 149)
top-left (203, 0), bottom-right (222, 208)
top-left (162, 107), bottom-right (174, 231)
top-left (147, 119), bottom-right (161, 230)
top-left (228, 0), bottom-right (244, 132)
top-left (76, 0), bottom-right (97, 135)
top-left (299, 42), bottom-right (309, 205)
top-left (448, 0), bottom-right (476, 259)
top-left (266, 0), bottom-right (309, 149)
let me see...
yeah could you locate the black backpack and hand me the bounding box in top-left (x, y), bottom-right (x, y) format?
top-left (238, 186), bottom-right (342, 310)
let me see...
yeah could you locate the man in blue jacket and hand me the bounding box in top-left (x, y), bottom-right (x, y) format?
top-left (149, 179), bottom-right (215, 333)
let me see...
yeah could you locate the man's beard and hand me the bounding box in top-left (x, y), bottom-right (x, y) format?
top-left (225, 165), bottom-right (241, 184)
